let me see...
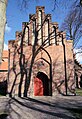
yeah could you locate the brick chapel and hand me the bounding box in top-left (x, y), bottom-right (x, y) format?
top-left (8, 6), bottom-right (75, 97)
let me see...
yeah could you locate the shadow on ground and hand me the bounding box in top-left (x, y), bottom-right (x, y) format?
top-left (5, 96), bottom-right (82, 119)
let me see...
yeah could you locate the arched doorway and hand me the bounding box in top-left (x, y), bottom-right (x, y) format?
top-left (34, 71), bottom-right (49, 96)
top-left (33, 47), bottom-right (52, 96)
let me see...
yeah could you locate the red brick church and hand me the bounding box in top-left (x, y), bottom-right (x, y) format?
top-left (8, 6), bottom-right (75, 97)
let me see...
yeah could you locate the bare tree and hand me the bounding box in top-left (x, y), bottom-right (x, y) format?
top-left (61, 1), bottom-right (82, 48)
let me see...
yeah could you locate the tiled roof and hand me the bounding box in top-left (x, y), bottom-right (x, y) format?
top-left (0, 50), bottom-right (8, 71)
top-left (0, 61), bottom-right (8, 70)
top-left (2, 50), bottom-right (8, 58)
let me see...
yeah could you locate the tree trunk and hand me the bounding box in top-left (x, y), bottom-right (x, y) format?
top-left (0, 0), bottom-right (7, 62)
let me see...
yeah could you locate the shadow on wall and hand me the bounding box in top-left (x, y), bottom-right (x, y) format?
top-left (52, 58), bottom-right (75, 96)
top-left (0, 80), bottom-right (7, 96)
top-left (8, 13), bottom-right (54, 97)
top-left (8, 11), bottom-right (75, 97)
top-left (8, 33), bottom-right (53, 97)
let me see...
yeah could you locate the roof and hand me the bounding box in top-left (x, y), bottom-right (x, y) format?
top-left (0, 61), bottom-right (8, 71)
top-left (2, 50), bottom-right (8, 58)
top-left (0, 50), bottom-right (8, 71)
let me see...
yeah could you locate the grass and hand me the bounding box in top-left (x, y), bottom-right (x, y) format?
top-left (0, 94), bottom-right (4, 96)
top-left (76, 88), bottom-right (82, 96)
top-left (0, 94), bottom-right (6, 96)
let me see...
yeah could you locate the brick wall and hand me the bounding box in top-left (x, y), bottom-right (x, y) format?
top-left (8, 6), bottom-right (75, 97)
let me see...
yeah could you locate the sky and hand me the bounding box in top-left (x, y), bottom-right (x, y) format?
top-left (4, 0), bottom-right (82, 63)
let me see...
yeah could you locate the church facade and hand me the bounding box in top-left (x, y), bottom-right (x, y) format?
top-left (8, 6), bottom-right (75, 97)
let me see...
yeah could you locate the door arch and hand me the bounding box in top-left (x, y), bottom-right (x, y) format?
top-left (34, 47), bottom-right (52, 96)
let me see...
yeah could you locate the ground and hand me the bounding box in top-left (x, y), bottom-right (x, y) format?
top-left (0, 95), bottom-right (82, 119)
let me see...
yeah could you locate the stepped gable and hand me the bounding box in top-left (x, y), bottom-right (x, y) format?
top-left (74, 57), bottom-right (82, 88)
top-left (9, 6), bottom-right (66, 47)
top-left (74, 52), bottom-right (82, 69)
top-left (74, 59), bottom-right (82, 68)
top-left (74, 58), bottom-right (82, 74)
top-left (8, 6), bottom-right (75, 97)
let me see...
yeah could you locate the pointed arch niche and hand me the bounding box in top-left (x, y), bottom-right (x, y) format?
top-left (32, 47), bottom-right (52, 96)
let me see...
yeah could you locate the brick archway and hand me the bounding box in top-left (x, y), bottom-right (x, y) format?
top-left (33, 47), bottom-right (52, 96)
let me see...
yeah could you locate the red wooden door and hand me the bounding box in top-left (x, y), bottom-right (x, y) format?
top-left (34, 77), bottom-right (44, 96)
